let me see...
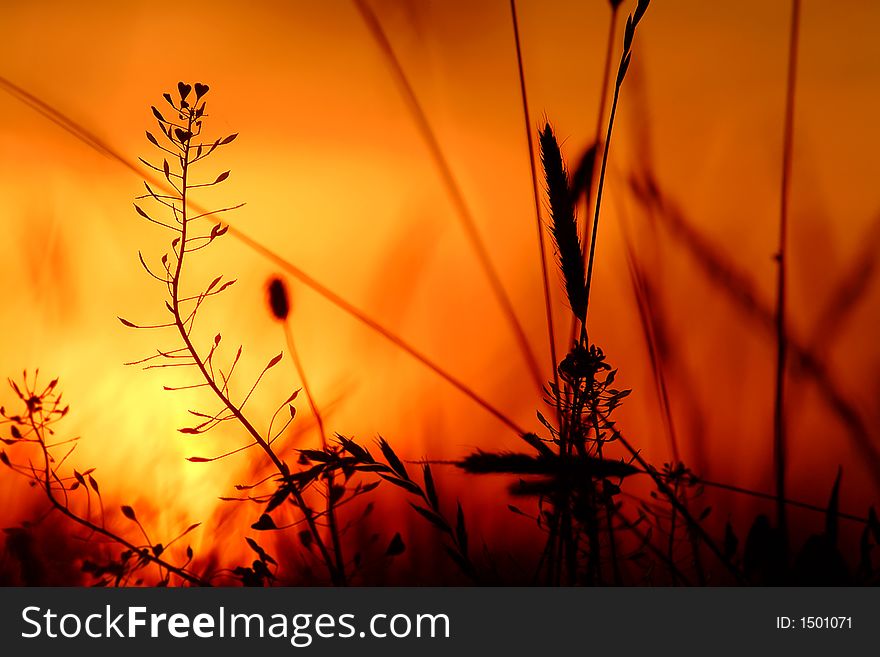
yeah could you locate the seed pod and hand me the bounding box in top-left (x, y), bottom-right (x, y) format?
top-left (267, 277), bottom-right (290, 320)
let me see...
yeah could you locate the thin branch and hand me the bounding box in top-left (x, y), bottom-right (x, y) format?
top-left (282, 318), bottom-right (347, 586)
top-left (23, 410), bottom-right (206, 586)
top-left (165, 106), bottom-right (342, 585)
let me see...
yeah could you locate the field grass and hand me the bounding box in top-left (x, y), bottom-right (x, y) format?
top-left (1, 0), bottom-right (879, 586)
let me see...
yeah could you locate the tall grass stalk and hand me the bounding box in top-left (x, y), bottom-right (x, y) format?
top-left (269, 277), bottom-right (347, 586)
top-left (629, 173), bottom-right (880, 489)
top-left (569, 0), bottom-right (622, 348)
top-left (510, 0), bottom-right (562, 414)
top-left (584, 0), bottom-right (650, 330)
top-left (623, 235), bottom-right (680, 462)
top-left (773, 0), bottom-right (801, 542)
top-left (522, 0), bottom-right (651, 586)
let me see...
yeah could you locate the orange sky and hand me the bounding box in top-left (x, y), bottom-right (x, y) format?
top-left (2, 0), bottom-right (880, 570)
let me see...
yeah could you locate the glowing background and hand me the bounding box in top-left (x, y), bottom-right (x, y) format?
top-left (1, 0), bottom-right (879, 581)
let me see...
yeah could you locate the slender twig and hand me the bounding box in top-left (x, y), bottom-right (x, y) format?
top-left (159, 102), bottom-right (341, 586)
top-left (774, 0), bottom-right (801, 540)
top-left (623, 235), bottom-right (680, 462)
top-left (608, 422), bottom-right (746, 583)
top-left (282, 319), bottom-right (347, 585)
top-left (24, 411), bottom-right (206, 586)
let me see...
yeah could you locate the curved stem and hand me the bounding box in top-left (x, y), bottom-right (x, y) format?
top-left (584, 81), bottom-right (621, 324)
top-left (283, 320), bottom-right (347, 585)
top-left (28, 411), bottom-right (206, 586)
top-left (570, 4), bottom-right (620, 346)
top-left (609, 423), bottom-right (746, 583)
top-left (169, 113), bottom-right (341, 585)
top-left (510, 0), bottom-right (561, 405)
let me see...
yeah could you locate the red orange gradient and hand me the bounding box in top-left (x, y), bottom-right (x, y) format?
top-left (1, 0), bottom-right (879, 582)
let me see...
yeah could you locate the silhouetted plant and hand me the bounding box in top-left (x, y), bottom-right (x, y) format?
top-left (451, 0), bottom-right (750, 585)
top-left (124, 82), bottom-right (347, 585)
top-left (458, 0), bottom-right (655, 586)
top-left (4, 2), bottom-right (876, 588)
top-left (301, 435), bottom-right (476, 580)
top-left (0, 372), bottom-right (204, 586)
top-left (264, 277), bottom-right (347, 584)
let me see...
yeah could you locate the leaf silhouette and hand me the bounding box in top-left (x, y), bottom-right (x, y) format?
top-left (251, 514), bottom-right (277, 531)
top-left (385, 532), bottom-right (406, 557)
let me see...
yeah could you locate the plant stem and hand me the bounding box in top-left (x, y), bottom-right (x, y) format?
top-left (774, 0), bottom-right (800, 541)
top-left (604, 501), bottom-right (621, 585)
top-left (610, 423), bottom-right (746, 583)
top-left (667, 478), bottom-right (678, 585)
top-left (510, 0), bottom-right (561, 413)
top-left (614, 507), bottom-right (693, 584)
top-left (592, 413), bottom-right (620, 585)
top-left (170, 113), bottom-right (341, 585)
top-left (28, 411), bottom-right (206, 586)
top-left (584, 79), bottom-right (622, 326)
top-left (283, 320), bottom-right (347, 586)
top-left (570, 3), bottom-right (620, 346)
top-left (624, 240), bottom-right (681, 463)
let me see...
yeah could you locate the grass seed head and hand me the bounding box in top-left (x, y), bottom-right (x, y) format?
top-left (268, 277), bottom-right (290, 321)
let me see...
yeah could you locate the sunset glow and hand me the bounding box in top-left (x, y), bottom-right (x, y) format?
top-left (2, 0), bottom-right (879, 585)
